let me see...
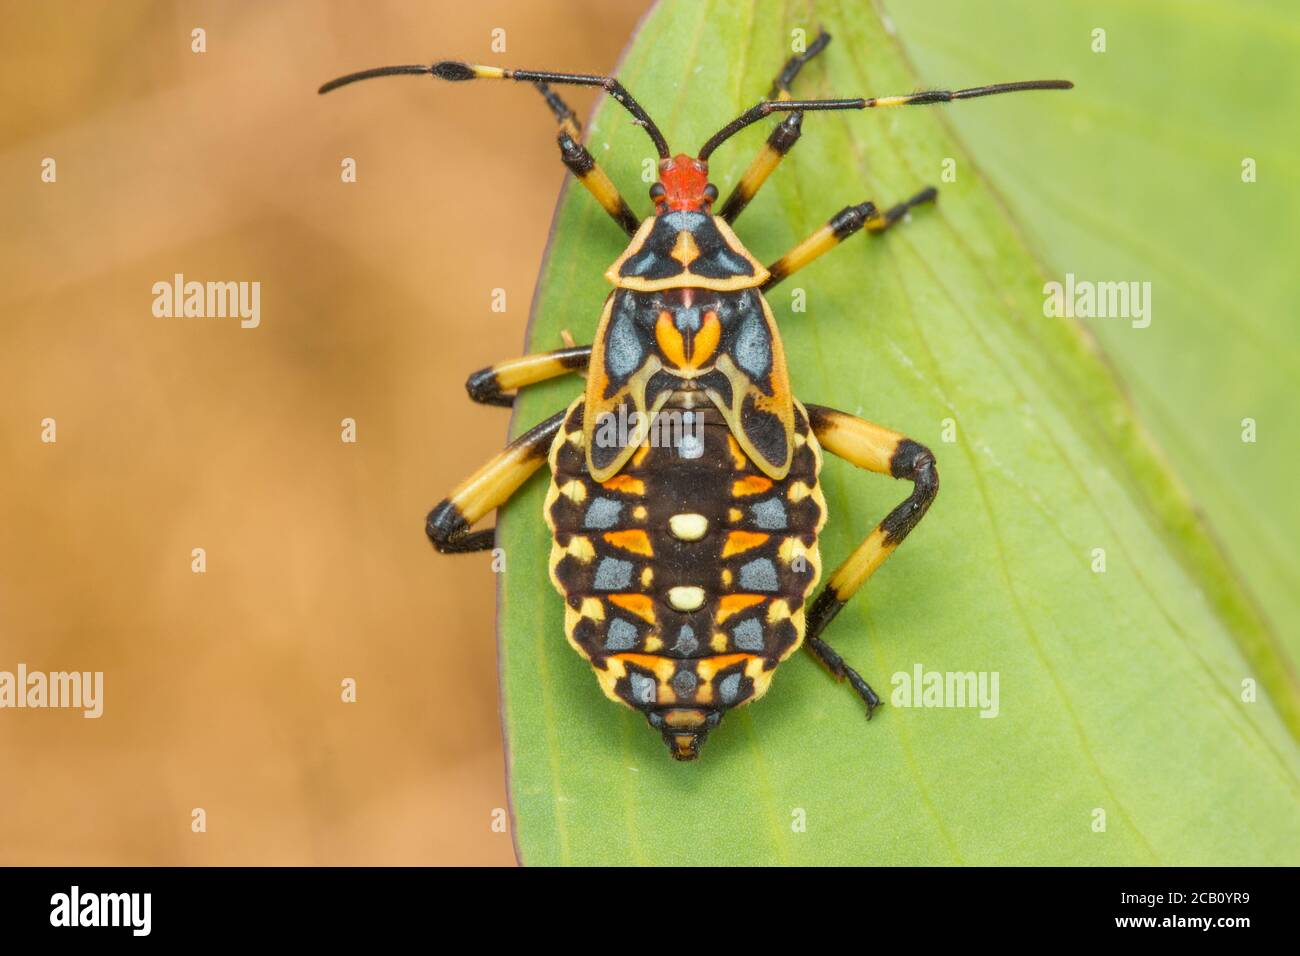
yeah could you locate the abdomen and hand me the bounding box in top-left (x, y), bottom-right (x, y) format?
top-left (543, 391), bottom-right (826, 758)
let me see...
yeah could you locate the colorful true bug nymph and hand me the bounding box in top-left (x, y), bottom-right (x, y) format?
top-left (321, 34), bottom-right (1070, 760)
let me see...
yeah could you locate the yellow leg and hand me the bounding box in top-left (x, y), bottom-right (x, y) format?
top-left (763, 187), bottom-right (938, 289)
top-left (800, 404), bottom-right (940, 714)
top-left (426, 411), bottom-right (566, 553)
top-left (465, 345), bottom-right (591, 407)
top-left (718, 29), bottom-right (832, 223)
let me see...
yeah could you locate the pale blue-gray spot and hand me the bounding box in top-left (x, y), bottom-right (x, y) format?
top-left (718, 672), bottom-right (742, 705)
top-left (733, 312), bottom-right (771, 379)
top-left (677, 421), bottom-right (704, 460)
top-left (738, 557), bottom-right (779, 592)
top-left (605, 299), bottom-right (643, 377)
top-left (673, 624), bottom-right (698, 656)
top-left (671, 669), bottom-right (697, 698)
top-left (605, 617), bottom-right (637, 651)
top-left (732, 617), bottom-right (765, 651)
top-left (673, 306), bottom-right (701, 333)
top-left (629, 672), bottom-right (656, 705)
top-left (750, 497), bottom-right (787, 530)
top-left (594, 557), bottom-right (633, 591)
top-left (583, 497), bottom-right (623, 529)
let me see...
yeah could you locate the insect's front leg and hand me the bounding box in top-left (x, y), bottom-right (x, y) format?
top-left (464, 345), bottom-right (592, 407)
top-left (426, 410), bottom-right (566, 553)
top-left (717, 29), bottom-right (832, 223)
top-left (762, 187), bottom-right (938, 289)
top-left (801, 404), bottom-right (940, 716)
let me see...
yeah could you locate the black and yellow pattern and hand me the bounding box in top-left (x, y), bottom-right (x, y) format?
top-left (323, 34), bottom-right (1074, 761)
top-left (545, 396), bottom-right (826, 760)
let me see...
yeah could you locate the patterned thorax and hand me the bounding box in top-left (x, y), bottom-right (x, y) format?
top-left (584, 213), bottom-right (797, 488)
top-left (544, 394), bottom-right (827, 760)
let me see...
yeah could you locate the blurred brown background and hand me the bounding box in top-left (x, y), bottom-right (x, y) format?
top-left (0, 0), bottom-right (648, 865)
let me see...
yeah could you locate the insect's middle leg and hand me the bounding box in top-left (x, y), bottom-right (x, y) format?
top-left (426, 410), bottom-right (566, 553)
top-left (465, 345), bottom-right (592, 407)
top-left (718, 29), bottom-right (832, 223)
top-left (762, 187), bottom-right (938, 290)
top-left (801, 404), bottom-right (939, 716)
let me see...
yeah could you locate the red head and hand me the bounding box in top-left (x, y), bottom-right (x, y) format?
top-left (651, 154), bottom-right (718, 213)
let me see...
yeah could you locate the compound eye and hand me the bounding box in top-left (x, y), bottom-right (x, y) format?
top-left (702, 183), bottom-right (719, 203)
top-left (649, 182), bottom-right (666, 201)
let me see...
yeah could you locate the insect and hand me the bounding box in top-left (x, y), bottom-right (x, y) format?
top-left (320, 33), bottom-right (1070, 760)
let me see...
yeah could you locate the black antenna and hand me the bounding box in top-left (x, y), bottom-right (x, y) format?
top-left (319, 60), bottom-right (672, 160)
top-left (699, 79), bottom-right (1073, 160)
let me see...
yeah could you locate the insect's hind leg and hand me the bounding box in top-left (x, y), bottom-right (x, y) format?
top-left (426, 410), bottom-right (566, 552)
top-left (762, 187), bottom-right (938, 289)
top-left (718, 29), bottom-right (832, 223)
top-left (465, 345), bottom-right (592, 407)
top-left (801, 405), bottom-right (939, 716)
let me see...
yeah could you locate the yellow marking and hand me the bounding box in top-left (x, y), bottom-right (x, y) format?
top-left (670, 230), bottom-right (701, 267)
top-left (566, 536), bottom-right (595, 563)
top-left (695, 654), bottom-right (755, 681)
top-left (747, 663), bottom-right (777, 701)
top-left (604, 216), bottom-right (769, 291)
top-left (730, 142), bottom-right (784, 206)
top-left (579, 597), bottom-right (605, 622)
top-left (716, 594), bottom-right (765, 622)
top-left (732, 475), bottom-right (774, 496)
top-left (721, 568), bottom-right (733, 586)
top-left (710, 632), bottom-right (729, 652)
top-left (602, 473), bottom-right (646, 495)
top-left (592, 659), bottom-right (627, 705)
top-left (609, 593), bottom-right (656, 623)
top-left (769, 223), bottom-right (839, 280)
top-left (612, 653), bottom-right (678, 683)
top-left (766, 599), bottom-right (792, 623)
top-left (811, 411), bottom-right (904, 475)
top-left (778, 536), bottom-right (819, 579)
top-left (632, 504), bottom-right (648, 521)
top-left (669, 513), bottom-right (709, 541)
top-left (726, 435), bottom-right (748, 470)
top-left (631, 444), bottom-right (652, 468)
top-left (640, 567), bottom-right (654, 588)
top-left (864, 211), bottom-right (890, 233)
top-left (470, 65), bottom-right (507, 79)
top-left (446, 441), bottom-right (549, 526)
top-left (644, 635), bottom-right (663, 652)
top-left (787, 481), bottom-right (813, 502)
top-left (655, 311), bottom-right (687, 368)
top-left (603, 528), bottom-right (654, 556)
top-left (566, 429), bottom-right (583, 446)
top-left (692, 310), bottom-right (722, 367)
top-left (558, 480), bottom-right (586, 504)
top-left (664, 709), bottom-right (708, 729)
top-left (828, 527), bottom-right (897, 598)
top-left (722, 530), bottom-right (769, 557)
top-left (668, 586), bottom-right (706, 611)
top-left (580, 164), bottom-right (631, 222)
top-left (492, 353), bottom-right (576, 392)
top-left (872, 94), bottom-right (911, 107)
top-left (728, 507), bottom-right (743, 523)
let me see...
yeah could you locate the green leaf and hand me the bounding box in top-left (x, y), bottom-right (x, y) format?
top-left (877, 0), bottom-right (1300, 689)
top-left (496, 0), bottom-right (1300, 865)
